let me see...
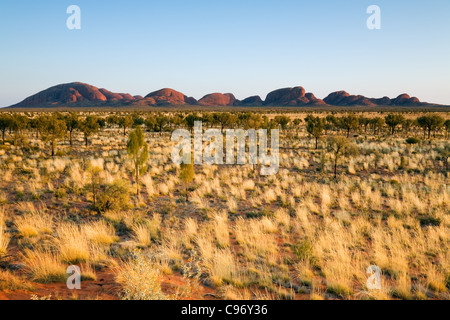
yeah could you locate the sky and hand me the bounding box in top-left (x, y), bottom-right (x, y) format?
top-left (0, 0), bottom-right (449, 107)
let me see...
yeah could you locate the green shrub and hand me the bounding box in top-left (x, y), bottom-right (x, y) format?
top-left (326, 283), bottom-right (353, 297)
top-left (55, 187), bottom-right (67, 199)
top-left (292, 239), bottom-right (313, 261)
top-left (406, 137), bottom-right (420, 144)
top-left (419, 216), bottom-right (441, 227)
top-left (97, 179), bottom-right (131, 213)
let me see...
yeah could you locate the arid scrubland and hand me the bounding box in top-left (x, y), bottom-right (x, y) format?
top-left (0, 110), bottom-right (448, 300)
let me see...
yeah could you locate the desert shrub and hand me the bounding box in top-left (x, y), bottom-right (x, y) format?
top-left (115, 250), bottom-right (169, 300)
top-left (389, 179), bottom-right (400, 186)
top-left (54, 186), bottom-right (67, 199)
top-left (96, 179), bottom-right (131, 213)
top-left (418, 216), bottom-right (441, 227)
top-left (399, 156), bottom-right (407, 170)
top-left (15, 190), bottom-right (25, 201)
top-left (406, 137), bottom-right (420, 144)
top-left (246, 207), bottom-right (271, 219)
top-left (292, 240), bottom-right (313, 262)
top-left (326, 283), bottom-right (353, 297)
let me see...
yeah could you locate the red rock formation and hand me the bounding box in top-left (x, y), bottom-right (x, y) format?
top-left (238, 96), bottom-right (264, 106)
top-left (143, 88), bottom-right (197, 106)
top-left (99, 89), bottom-right (135, 101)
top-left (8, 82), bottom-right (136, 108)
top-left (305, 93), bottom-right (327, 105)
top-left (264, 87), bottom-right (325, 106)
top-left (324, 91), bottom-right (421, 106)
top-left (392, 94), bottom-right (421, 105)
top-left (372, 96), bottom-right (392, 105)
top-left (198, 93), bottom-right (236, 106)
top-left (323, 91), bottom-right (351, 105)
top-left (7, 82), bottom-right (432, 108)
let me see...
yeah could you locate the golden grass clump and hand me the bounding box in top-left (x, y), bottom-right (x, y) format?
top-left (22, 248), bottom-right (67, 283)
top-left (14, 211), bottom-right (53, 238)
top-left (214, 212), bottom-right (230, 248)
top-left (0, 225), bottom-right (10, 257)
top-left (57, 224), bottom-right (90, 264)
top-left (83, 221), bottom-right (119, 246)
top-left (0, 270), bottom-right (35, 291)
top-left (132, 214), bottom-right (161, 247)
top-left (184, 217), bottom-right (198, 240)
top-left (206, 249), bottom-right (239, 287)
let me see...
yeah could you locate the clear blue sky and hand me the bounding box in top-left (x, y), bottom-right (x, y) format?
top-left (0, 0), bottom-right (449, 107)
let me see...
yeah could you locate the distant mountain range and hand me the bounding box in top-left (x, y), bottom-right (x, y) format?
top-left (5, 82), bottom-right (439, 108)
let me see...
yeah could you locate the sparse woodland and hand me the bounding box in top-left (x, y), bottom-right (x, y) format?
top-left (0, 110), bottom-right (448, 300)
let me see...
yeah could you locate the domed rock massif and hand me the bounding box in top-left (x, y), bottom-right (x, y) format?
top-left (6, 82), bottom-right (433, 108)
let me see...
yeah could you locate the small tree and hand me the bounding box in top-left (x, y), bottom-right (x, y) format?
top-left (86, 165), bottom-right (103, 210)
top-left (293, 118), bottom-right (302, 132)
top-left (402, 119), bottom-right (414, 136)
top-left (180, 160), bottom-right (194, 201)
top-left (127, 126), bottom-right (149, 196)
top-left (444, 120), bottom-right (450, 139)
top-left (131, 113), bottom-right (145, 127)
top-left (10, 114), bottom-right (29, 146)
top-left (214, 112), bottom-right (235, 133)
top-left (201, 113), bottom-right (213, 128)
top-left (155, 114), bottom-right (169, 136)
top-left (385, 114), bottom-right (405, 135)
top-left (28, 117), bottom-right (40, 139)
top-left (144, 116), bottom-right (157, 132)
top-left (274, 115), bottom-right (291, 130)
top-left (358, 116), bottom-right (371, 134)
top-left (261, 116), bottom-right (277, 131)
top-left (417, 114), bottom-right (445, 139)
top-left (338, 114), bottom-right (359, 137)
top-left (106, 115), bottom-right (119, 128)
top-left (64, 112), bottom-right (79, 146)
top-left (97, 117), bottom-right (106, 131)
top-left (326, 136), bottom-right (359, 178)
top-left (0, 114), bottom-right (12, 144)
top-left (370, 117), bottom-right (385, 135)
top-left (10, 114), bottom-right (28, 134)
top-left (119, 115), bottom-right (133, 136)
top-left (185, 113), bottom-right (201, 133)
top-left (40, 115), bottom-right (67, 156)
top-left (306, 115), bottom-right (325, 149)
top-left (80, 116), bottom-right (100, 147)
top-left (325, 115), bottom-right (337, 134)
top-left (436, 143), bottom-right (449, 172)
